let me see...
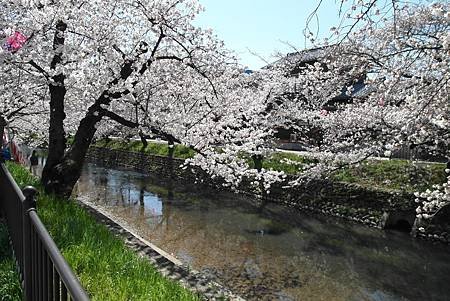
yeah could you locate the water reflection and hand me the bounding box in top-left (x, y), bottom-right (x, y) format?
top-left (75, 164), bottom-right (450, 301)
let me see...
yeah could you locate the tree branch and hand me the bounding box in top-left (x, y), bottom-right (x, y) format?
top-left (28, 60), bottom-right (49, 78)
top-left (99, 109), bottom-right (139, 128)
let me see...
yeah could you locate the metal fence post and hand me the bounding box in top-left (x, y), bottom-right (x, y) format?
top-left (22, 186), bottom-right (38, 301)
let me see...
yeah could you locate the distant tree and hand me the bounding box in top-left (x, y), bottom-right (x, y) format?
top-left (277, 2), bottom-right (448, 161)
top-left (298, 1), bottom-right (449, 210)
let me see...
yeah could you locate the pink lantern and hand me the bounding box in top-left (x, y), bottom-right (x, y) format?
top-left (4, 31), bottom-right (28, 52)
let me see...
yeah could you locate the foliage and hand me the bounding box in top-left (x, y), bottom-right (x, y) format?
top-left (288, 1), bottom-right (450, 213)
top-left (6, 162), bottom-right (199, 301)
top-left (415, 173), bottom-right (450, 224)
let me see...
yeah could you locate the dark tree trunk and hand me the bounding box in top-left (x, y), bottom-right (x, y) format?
top-left (167, 139), bottom-right (175, 178)
top-left (167, 140), bottom-right (175, 159)
top-left (40, 74), bottom-right (66, 184)
top-left (139, 131), bottom-right (148, 150)
top-left (41, 25), bottom-right (150, 198)
top-left (252, 154), bottom-right (263, 172)
top-left (167, 139), bottom-right (175, 199)
top-left (42, 76), bottom-right (137, 197)
top-left (252, 154), bottom-right (268, 209)
top-left (0, 116), bottom-right (5, 141)
top-left (42, 101), bottom-right (103, 197)
top-left (0, 116), bottom-right (6, 163)
top-left (41, 21), bottom-right (67, 187)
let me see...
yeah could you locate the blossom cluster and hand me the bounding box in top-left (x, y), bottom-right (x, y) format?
top-left (0, 1), bottom-right (448, 196)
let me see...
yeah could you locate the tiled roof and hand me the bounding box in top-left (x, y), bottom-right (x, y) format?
top-left (264, 45), bottom-right (334, 69)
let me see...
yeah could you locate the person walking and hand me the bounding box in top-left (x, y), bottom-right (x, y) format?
top-left (1, 144), bottom-right (11, 161)
top-left (29, 150), bottom-right (39, 176)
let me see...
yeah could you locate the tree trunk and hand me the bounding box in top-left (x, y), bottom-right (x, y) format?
top-left (41, 20), bottom-right (67, 188)
top-left (42, 87), bottom-right (134, 197)
top-left (42, 104), bottom-right (102, 197)
top-left (252, 154), bottom-right (263, 172)
top-left (252, 154), bottom-right (268, 209)
top-left (41, 24), bottom-right (138, 198)
top-left (167, 140), bottom-right (175, 198)
top-left (0, 116), bottom-right (6, 163)
top-left (0, 115), bottom-right (5, 139)
top-left (139, 131), bottom-right (148, 150)
top-left (40, 75), bottom-right (66, 185)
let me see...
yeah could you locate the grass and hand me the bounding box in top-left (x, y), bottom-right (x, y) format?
top-left (0, 222), bottom-right (22, 301)
top-left (262, 152), bottom-right (316, 174)
top-left (253, 152), bottom-right (445, 192)
top-left (94, 139), bottom-right (195, 159)
top-left (6, 162), bottom-right (200, 301)
top-left (331, 159), bottom-right (446, 192)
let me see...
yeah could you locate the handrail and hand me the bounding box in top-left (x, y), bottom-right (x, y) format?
top-left (29, 210), bottom-right (89, 301)
top-left (0, 163), bottom-right (90, 300)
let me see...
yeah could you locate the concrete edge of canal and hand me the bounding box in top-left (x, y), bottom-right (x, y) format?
top-left (76, 196), bottom-right (246, 301)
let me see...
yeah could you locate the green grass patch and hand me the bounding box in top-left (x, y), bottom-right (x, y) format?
top-left (241, 152), bottom-right (316, 174)
top-left (0, 222), bottom-right (22, 301)
top-left (262, 154), bottom-right (445, 193)
top-left (94, 139), bottom-right (195, 159)
top-left (250, 152), bottom-right (445, 192)
top-left (331, 159), bottom-right (446, 192)
top-left (245, 152), bottom-right (445, 192)
top-left (262, 152), bottom-right (316, 174)
top-left (6, 162), bottom-right (199, 301)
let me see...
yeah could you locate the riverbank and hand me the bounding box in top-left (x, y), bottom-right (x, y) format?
top-left (6, 162), bottom-right (202, 300)
top-left (86, 145), bottom-right (449, 243)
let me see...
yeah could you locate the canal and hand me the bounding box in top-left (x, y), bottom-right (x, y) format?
top-left (74, 163), bottom-right (450, 301)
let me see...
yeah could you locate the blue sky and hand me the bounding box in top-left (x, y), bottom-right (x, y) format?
top-left (194, 0), bottom-right (343, 70)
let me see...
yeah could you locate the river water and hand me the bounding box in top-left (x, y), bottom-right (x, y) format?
top-left (74, 163), bottom-right (450, 301)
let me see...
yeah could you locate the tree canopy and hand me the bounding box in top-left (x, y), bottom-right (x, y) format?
top-left (0, 1), bottom-right (448, 206)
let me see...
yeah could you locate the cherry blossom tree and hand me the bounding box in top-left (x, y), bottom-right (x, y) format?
top-left (1, 0), bottom-right (448, 205)
top-left (0, 0), bottom-right (245, 196)
top-left (300, 1), bottom-right (449, 156)
top-left (298, 1), bottom-right (449, 214)
top-left (1, 0), bottom-right (301, 198)
top-left (102, 63), bottom-right (291, 192)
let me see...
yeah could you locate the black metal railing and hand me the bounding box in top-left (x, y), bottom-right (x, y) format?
top-left (0, 163), bottom-right (89, 301)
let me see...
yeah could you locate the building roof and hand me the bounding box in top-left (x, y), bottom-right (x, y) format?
top-left (265, 45), bottom-right (371, 102)
top-left (264, 45), bottom-right (334, 70)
